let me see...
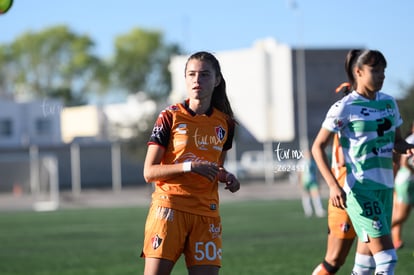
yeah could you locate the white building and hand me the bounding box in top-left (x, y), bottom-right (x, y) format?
top-left (0, 98), bottom-right (62, 147)
top-left (169, 38), bottom-right (295, 143)
top-left (61, 92), bottom-right (156, 143)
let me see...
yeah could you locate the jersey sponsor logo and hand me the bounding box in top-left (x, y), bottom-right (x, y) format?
top-left (176, 123), bottom-right (187, 134)
top-left (151, 234), bottom-right (163, 250)
top-left (151, 124), bottom-right (163, 139)
top-left (360, 108), bottom-right (370, 116)
top-left (371, 146), bottom-right (393, 156)
top-left (372, 216), bottom-right (383, 231)
top-left (193, 127), bottom-right (224, 151)
top-left (209, 223), bottom-right (221, 239)
top-left (177, 153), bottom-right (219, 167)
top-left (359, 107), bottom-right (382, 116)
top-left (359, 104), bottom-right (395, 118)
top-left (376, 118), bottom-right (392, 136)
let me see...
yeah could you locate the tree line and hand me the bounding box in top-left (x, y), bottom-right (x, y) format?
top-left (0, 25), bottom-right (182, 106)
top-left (0, 24), bottom-right (412, 137)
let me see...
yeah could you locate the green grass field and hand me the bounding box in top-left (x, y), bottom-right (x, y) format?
top-left (0, 199), bottom-right (413, 274)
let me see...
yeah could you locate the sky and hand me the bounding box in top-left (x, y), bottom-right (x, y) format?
top-left (1, 0), bottom-right (413, 99)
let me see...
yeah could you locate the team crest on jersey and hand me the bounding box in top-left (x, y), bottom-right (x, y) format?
top-left (151, 234), bottom-right (163, 250)
top-left (167, 104), bottom-right (179, 111)
top-left (372, 217), bottom-right (383, 231)
top-left (385, 104), bottom-right (394, 117)
top-left (340, 222), bottom-right (351, 232)
top-left (215, 126), bottom-right (226, 141)
top-left (333, 118), bottom-right (344, 129)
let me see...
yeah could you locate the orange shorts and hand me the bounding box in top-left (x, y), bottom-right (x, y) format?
top-left (328, 167), bottom-right (356, 239)
top-left (141, 204), bottom-right (222, 267)
top-left (328, 201), bottom-right (356, 239)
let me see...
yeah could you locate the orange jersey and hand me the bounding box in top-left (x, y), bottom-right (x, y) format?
top-left (148, 100), bottom-right (234, 217)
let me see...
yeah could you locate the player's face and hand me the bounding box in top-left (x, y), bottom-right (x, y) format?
top-left (356, 64), bottom-right (385, 95)
top-left (185, 59), bottom-right (220, 101)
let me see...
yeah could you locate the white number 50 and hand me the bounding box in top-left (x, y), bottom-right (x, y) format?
top-left (194, 241), bottom-right (222, 261)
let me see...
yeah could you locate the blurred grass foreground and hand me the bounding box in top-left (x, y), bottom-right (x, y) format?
top-left (0, 199), bottom-right (413, 275)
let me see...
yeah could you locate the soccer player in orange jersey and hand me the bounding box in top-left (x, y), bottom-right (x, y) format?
top-left (140, 51), bottom-right (240, 275)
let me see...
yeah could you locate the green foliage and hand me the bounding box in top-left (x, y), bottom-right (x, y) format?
top-left (0, 200), bottom-right (413, 275)
top-left (112, 28), bottom-right (182, 99)
top-left (1, 25), bottom-right (106, 105)
top-left (0, 25), bottom-right (181, 106)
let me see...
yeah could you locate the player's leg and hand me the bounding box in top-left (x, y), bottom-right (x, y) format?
top-left (144, 258), bottom-right (175, 275)
top-left (348, 189), bottom-right (397, 274)
top-left (324, 235), bottom-right (354, 269)
top-left (312, 201), bottom-right (356, 274)
top-left (391, 201), bottom-right (410, 249)
top-left (188, 265), bottom-right (220, 275)
top-left (392, 168), bottom-right (414, 249)
top-left (141, 206), bottom-right (187, 275)
top-left (351, 241), bottom-right (375, 275)
top-left (301, 191), bottom-right (313, 217)
top-left (360, 235), bottom-right (397, 275)
top-left (185, 215), bottom-right (222, 275)
top-left (312, 236), bottom-right (355, 275)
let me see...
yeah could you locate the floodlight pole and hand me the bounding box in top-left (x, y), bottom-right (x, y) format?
top-left (264, 51), bottom-right (275, 185)
top-left (290, 1), bottom-right (309, 152)
top-left (70, 142), bottom-right (81, 198)
top-left (296, 47), bottom-right (309, 152)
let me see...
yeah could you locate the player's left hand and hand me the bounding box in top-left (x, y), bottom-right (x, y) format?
top-left (217, 168), bottom-right (240, 193)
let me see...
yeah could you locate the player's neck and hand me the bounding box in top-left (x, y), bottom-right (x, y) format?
top-left (189, 99), bottom-right (211, 115)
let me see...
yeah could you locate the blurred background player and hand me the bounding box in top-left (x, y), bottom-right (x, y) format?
top-left (297, 150), bottom-right (326, 218)
top-left (391, 120), bottom-right (414, 249)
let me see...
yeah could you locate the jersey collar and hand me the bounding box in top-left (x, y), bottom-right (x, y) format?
top-left (183, 99), bottom-right (213, 116)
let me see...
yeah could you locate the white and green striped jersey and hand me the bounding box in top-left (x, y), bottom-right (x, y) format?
top-left (322, 91), bottom-right (402, 191)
